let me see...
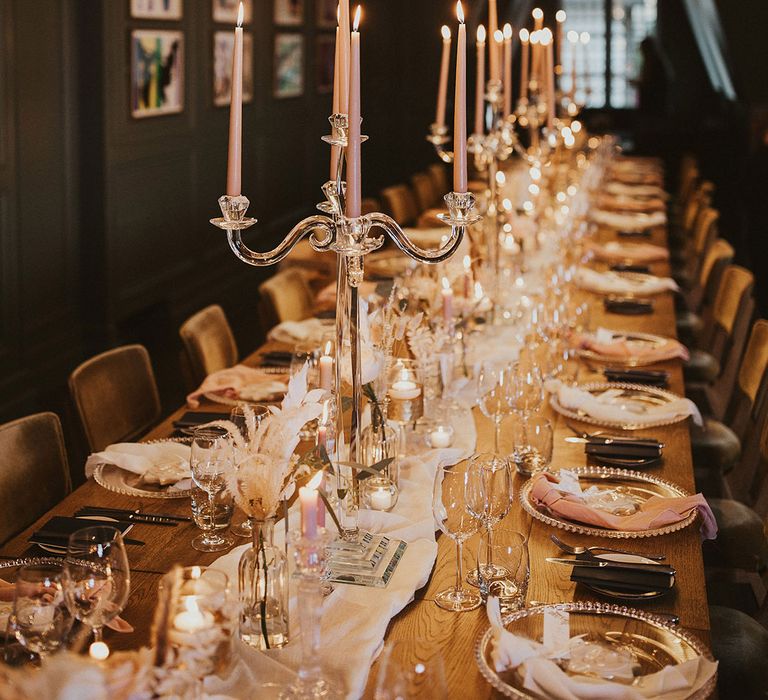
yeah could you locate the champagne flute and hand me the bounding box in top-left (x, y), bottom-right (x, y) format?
top-left (476, 361), bottom-right (515, 452)
top-left (62, 526), bottom-right (130, 646)
top-left (432, 461), bottom-right (482, 612)
top-left (191, 426), bottom-right (234, 552)
top-left (465, 454), bottom-right (513, 587)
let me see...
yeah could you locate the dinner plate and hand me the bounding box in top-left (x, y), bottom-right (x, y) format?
top-left (203, 387), bottom-right (285, 407)
top-left (549, 381), bottom-right (690, 430)
top-left (93, 439), bottom-right (192, 500)
top-left (475, 602), bottom-right (716, 699)
top-left (581, 553), bottom-right (672, 601)
top-left (520, 466), bottom-right (697, 538)
top-left (580, 270), bottom-right (669, 298)
top-left (577, 330), bottom-right (678, 367)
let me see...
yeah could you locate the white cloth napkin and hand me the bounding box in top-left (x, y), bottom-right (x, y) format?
top-left (267, 318), bottom-right (329, 345)
top-left (546, 379), bottom-right (702, 427)
top-left (85, 441), bottom-right (191, 487)
top-left (575, 268), bottom-right (678, 296)
top-left (591, 209), bottom-right (667, 231)
top-left (486, 599), bottom-right (717, 700)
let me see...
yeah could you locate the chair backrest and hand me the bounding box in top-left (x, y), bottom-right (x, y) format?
top-left (682, 181), bottom-right (714, 234)
top-left (411, 172), bottom-right (437, 211)
top-left (0, 412), bottom-right (72, 545)
top-left (179, 304), bottom-right (239, 388)
top-left (69, 345), bottom-right (161, 452)
top-left (380, 184), bottom-right (419, 226)
top-left (361, 197), bottom-right (381, 216)
top-left (677, 155), bottom-right (698, 201)
top-left (258, 267), bottom-right (314, 328)
top-left (687, 238), bottom-right (734, 317)
top-left (702, 265), bottom-right (755, 356)
top-left (427, 163), bottom-right (450, 198)
top-left (691, 207), bottom-right (719, 258)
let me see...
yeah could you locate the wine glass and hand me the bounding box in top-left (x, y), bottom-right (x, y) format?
top-left (373, 639), bottom-right (448, 699)
top-left (510, 357), bottom-right (544, 416)
top-left (476, 361), bottom-right (515, 452)
top-left (62, 526), bottom-right (130, 646)
top-left (8, 564), bottom-right (72, 660)
top-left (432, 461), bottom-right (482, 612)
top-left (191, 426), bottom-right (234, 552)
top-left (465, 453), bottom-right (513, 587)
top-left (231, 404), bottom-right (270, 539)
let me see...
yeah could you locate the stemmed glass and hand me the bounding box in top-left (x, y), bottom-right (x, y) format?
top-left (8, 564), bottom-right (72, 661)
top-left (191, 426), bottom-right (234, 552)
top-left (476, 361), bottom-right (515, 452)
top-left (511, 357), bottom-right (544, 416)
top-left (432, 461), bottom-right (482, 612)
top-left (62, 526), bottom-right (130, 646)
top-left (373, 639), bottom-right (448, 699)
top-left (465, 454), bottom-right (513, 587)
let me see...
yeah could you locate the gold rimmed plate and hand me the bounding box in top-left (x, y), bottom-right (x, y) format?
top-left (577, 330), bottom-right (678, 367)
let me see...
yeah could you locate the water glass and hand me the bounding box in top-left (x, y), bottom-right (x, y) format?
top-left (8, 564), bottom-right (72, 660)
top-left (476, 529), bottom-right (529, 611)
top-left (510, 415), bottom-right (553, 476)
top-left (191, 426), bottom-right (234, 552)
top-left (373, 639), bottom-right (448, 699)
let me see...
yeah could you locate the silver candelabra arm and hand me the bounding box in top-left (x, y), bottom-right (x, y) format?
top-left (426, 123), bottom-right (454, 164)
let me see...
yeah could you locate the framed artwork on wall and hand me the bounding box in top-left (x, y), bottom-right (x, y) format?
top-left (316, 0), bottom-right (337, 28)
top-left (214, 31), bottom-right (254, 106)
top-left (130, 0), bottom-right (183, 20)
top-left (130, 30), bottom-right (184, 118)
top-left (274, 0), bottom-right (304, 26)
top-left (274, 34), bottom-right (304, 98)
top-left (212, 0), bottom-right (253, 24)
top-left (316, 35), bottom-right (335, 94)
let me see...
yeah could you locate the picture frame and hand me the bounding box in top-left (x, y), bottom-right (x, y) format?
top-left (130, 0), bottom-right (183, 20)
top-left (274, 33), bottom-right (304, 98)
top-left (214, 31), bottom-right (254, 107)
top-left (316, 0), bottom-right (337, 28)
top-left (274, 0), bottom-right (304, 26)
top-left (212, 0), bottom-right (253, 24)
top-left (130, 30), bottom-right (184, 118)
top-left (316, 35), bottom-right (335, 94)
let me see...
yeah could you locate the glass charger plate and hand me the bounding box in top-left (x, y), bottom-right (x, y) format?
top-left (519, 466), bottom-right (697, 538)
top-left (577, 331), bottom-right (677, 367)
top-left (549, 382), bottom-right (688, 430)
top-left (475, 602), bottom-right (715, 699)
top-left (93, 439), bottom-right (192, 500)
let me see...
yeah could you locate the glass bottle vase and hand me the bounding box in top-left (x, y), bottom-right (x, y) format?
top-left (361, 397), bottom-right (399, 487)
top-left (238, 518), bottom-right (289, 650)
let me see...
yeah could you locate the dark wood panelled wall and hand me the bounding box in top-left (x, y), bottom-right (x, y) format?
top-left (0, 0), bottom-right (451, 465)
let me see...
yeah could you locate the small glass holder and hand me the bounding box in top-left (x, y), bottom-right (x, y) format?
top-left (426, 422), bottom-right (455, 449)
top-left (387, 359), bottom-right (424, 426)
top-left (361, 477), bottom-right (398, 512)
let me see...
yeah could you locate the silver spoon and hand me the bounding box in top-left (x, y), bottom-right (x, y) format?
top-left (550, 533), bottom-right (666, 561)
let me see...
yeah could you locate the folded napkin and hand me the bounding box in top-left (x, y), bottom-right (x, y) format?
top-left (590, 209), bottom-right (667, 231)
top-left (267, 318), bottom-right (328, 345)
top-left (486, 598), bottom-right (717, 699)
top-left (547, 379), bottom-right (701, 427)
top-left (574, 327), bottom-right (689, 363)
top-left (575, 268), bottom-right (678, 297)
top-left (186, 364), bottom-right (288, 408)
top-left (605, 182), bottom-right (668, 200)
top-left (529, 472), bottom-right (717, 539)
top-left (85, 441), bottom-right (191, 488)
top-left (588, 241), bottom-right (669, 264)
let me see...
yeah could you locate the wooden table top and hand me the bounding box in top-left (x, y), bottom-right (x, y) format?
top-left (0, 224), bottom-right (711, 697)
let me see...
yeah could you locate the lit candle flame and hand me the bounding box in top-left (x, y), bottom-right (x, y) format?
top-left (503, 23), bottom-right (513, 40)
top-left (307, 471), bottom-right (323, 490)
top-left (456, 1), bottom-right (464, 24)
top-left (353, 5), bottom-right (361, 31)
top-left (519, 28), bottom-right (529, 42)
top-left (89, 641), bottom-right (110, 661)
top-left (477, 25), bottom-right (486, 43)
top-left (324, 339), bottom-right (333, 356)
top-left (556, 10), bottom-right (567, 23)
top-left (567, 30), bottom-right (579, 43)
top-left (579, 31), bottom-right (590, 45)
top-left (441, 276), bottom-right (451, 291)
top-left (532, 7), bottom-right (543, 20)
top-left (463, 254), bottom-right (471, 271)
top-left (530, 30), bottom-right (540, 45)
top-left (237, 1), bottom-right (244, 27)
top-left (474, 281), bottom-right (484, 300)
top-left (540, 28), bottom-right (552, 45)
top-left (494, 29), bottom-right (504, 44)
top-left (441, 25), bottom-right (451, 41)
top-left (190, 566), bottom-right (202, 579)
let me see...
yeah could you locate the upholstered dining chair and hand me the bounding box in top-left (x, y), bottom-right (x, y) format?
top-left (179, 304), bottom-right (239, 389)
top-left (277, 239), bottom-right (337, 281)
top-left (380, 184), bottom-right (419, 226)
top-left (674, 206), bottom-right (720, 290)
top-left (69, 345), bottom-right (161, 452)
top-left (360, 197), bottom-right (381, 215)
top-left (0, 412), bottom-right (72, 545)
top-left (427, 163), bottom-right (450, 200)
top-left (258, 267), bottom-right (314, 330)
top-left (411, 172), bottom-right (438, 211)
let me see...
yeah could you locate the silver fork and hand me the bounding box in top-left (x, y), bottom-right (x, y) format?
top-left (550, 533), bottom-right (666, 561)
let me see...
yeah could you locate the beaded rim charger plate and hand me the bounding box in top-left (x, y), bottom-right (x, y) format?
top-left (475, 602), bottom-right (716, 699)
top-left (549, 381), bottom-right (689, 430)
top-left (519, 466), bottom-right (697, 538)
top-left (577, 331), bottom-right (677, 367)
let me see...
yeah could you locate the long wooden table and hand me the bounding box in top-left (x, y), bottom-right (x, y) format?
top-left (0, 223), bottom-right (711, 696)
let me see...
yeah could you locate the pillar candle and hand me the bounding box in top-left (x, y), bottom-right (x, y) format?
top-left (519, 28), bottom-right (530, 101)
top-left (502, 24), bottom-right (513, 118)
top-left (435, 26), bottom-right (452, 128)
top-left (474, 25), bottom-right (486, 135)
top-left (226, 2), bottom-right (244, 197)
top-left (345, 7), bottom-right (362, 218)
top-left (453, 2), bottom-right (467, 194)
top-left (488, 0), bottom-right (499, 82)
top-left (319, 354), bottom-right (333, 391)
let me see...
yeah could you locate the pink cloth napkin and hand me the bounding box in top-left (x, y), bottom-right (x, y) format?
top-left (588, 241), bottom-right (670, 264)
top-left (573, 331), bottom-right (689, 363)
top-left (186, 364), bottom-right (287, 408)
top-left (529, 473), bottom-right (717, 539)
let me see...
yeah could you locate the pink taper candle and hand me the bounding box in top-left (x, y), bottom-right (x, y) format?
top-left (474, 25), bottom-right (486, 136)
top-left (453, 2), bottom-right (467, 193)
top-left (338, 0), bottom-right (350, 113)
top-left (503, 24), bottom-right (513, 117)
top-left (300, 472), bottom-right (322, 539)
top-left (330, 24), bottom-right (342, 181)
top-left (519, 29), bottom-right (530, 101)
top-left (345, 6), bottom-right (362, 218)
top-left (435, 26), bottom-right (452, 127)
top-left (488, 0), bottom-right (499, 81)
top-left (316, 473), bottom-right (326, 528)
top-left (226, 2), bottom-right (244, 197)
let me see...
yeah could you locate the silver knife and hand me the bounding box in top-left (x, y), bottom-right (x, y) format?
top-left (546, 557), bottom-right (675, 575)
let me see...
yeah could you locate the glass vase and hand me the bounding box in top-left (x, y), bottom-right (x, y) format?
top-left (238, 518), bottom-right (289, 650)
top-left (361, 398), bottom-right (400, 512)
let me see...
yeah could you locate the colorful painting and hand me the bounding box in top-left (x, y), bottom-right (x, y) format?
top-left (274, 34), bottom-right (304, 98)
top-left (274, 0), bottom-right (304, 26)
top-left (130, 0), bottom-right (182, 20)
top-left (131, 30), bottom-right (184, 118)
top-left (317, 0), bottom-right (337, 28)
top-left (214, 31), bottom-right (254, 106)
top-left (213, 0), bottom-right (253, 24)
top-left (316, 35), bottom-right (335, 93)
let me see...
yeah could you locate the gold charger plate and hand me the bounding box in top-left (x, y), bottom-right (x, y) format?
top-left (577, 331), bottom-right (677, 367)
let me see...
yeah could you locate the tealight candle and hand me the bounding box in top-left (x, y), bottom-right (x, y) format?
top-left (369, 487), bottom-right (393, 511)
top-left (173, 596), bottom-right (214, 633)
top-left (429, 425), bottom-right (454, 449)
top-left (390, 380), bottom-right (421, 401)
